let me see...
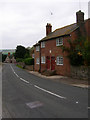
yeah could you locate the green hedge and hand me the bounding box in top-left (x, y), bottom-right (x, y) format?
top-left (24, 58), bottom-right (34, 65)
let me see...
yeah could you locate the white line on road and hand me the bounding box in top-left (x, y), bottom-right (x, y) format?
top-left (34, 85), bottom-right (66, 99)
top-left (14, 73), bottom-right (19, 78)
top-left (20, 78), bottom-right (29, 84)
top-left (10, 64), bottom-right (66, 100)
top-left (88, 107), bottom-right (90, 109)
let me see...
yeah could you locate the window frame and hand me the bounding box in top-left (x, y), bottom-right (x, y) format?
top-left (56, 56), bottom-right (63, 65)
top-left (56, 37), bottom-right (63, 46)
top-left (41, 56), bottom-right (45, 64)
top-left (41, 41), bottom-right (45, 48)
top-left (36, 45), bottom-right (40, 51)
top-left (36, 58), bottom-right (40, 64)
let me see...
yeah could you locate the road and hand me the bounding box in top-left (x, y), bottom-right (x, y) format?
top-left (2, 63), bottom-right (88, 118)
top-left (0, 64), bottom-right (2, 120)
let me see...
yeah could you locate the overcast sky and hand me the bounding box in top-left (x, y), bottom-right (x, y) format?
top-left (0, 0), bottom-right (89, 49)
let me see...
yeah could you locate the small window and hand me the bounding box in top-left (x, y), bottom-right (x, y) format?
top-left (41, 56), bottom-right (45, 64)
top-left (32, 54), bottom-right (35, 59)
top-left (56, 56), bottom-right (63, 65)
top-left (36, 58), bottom-right (40, 64)
top-left (41, 42), bottom-right (45, 48)
top-left (56, 37), bottom-right (63, 46)
top-left (36, 46), bottom-right (39, 51)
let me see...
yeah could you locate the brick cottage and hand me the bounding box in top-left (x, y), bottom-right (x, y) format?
top-left (34, 10), bottom-right (90, 76)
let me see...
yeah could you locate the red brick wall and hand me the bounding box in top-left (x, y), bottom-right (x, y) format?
top-left (84, 19), bottom-right (90, 40)
top-left (40, 36), bottom-right (71, 76)
top-left (34, 19), bottom-right (89, 76)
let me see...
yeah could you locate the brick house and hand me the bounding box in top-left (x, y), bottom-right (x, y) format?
top-left (34, 10), bottom-right (90, 76)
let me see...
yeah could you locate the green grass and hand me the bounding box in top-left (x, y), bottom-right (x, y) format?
top-left (16, 64), bottom-right (23, 69)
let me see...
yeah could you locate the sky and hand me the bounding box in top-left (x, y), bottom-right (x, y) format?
top-left (0, 0), bottom-right (89, 49)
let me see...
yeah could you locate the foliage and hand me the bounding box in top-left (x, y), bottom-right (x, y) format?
top-left (2, 54), bottom-right (7, 62)
top-left (15, 45), bottom-right (30, 59)
top-left (24, 58), bottom-right (34, 65)
top-left (61, 37), bottom-right (90, 66)
top-left (16, 64), bottom-right (23, 69)
top-left (27, 46), bottom-right (34, 57)
top-left (16, 58), bottom-right (24, 62)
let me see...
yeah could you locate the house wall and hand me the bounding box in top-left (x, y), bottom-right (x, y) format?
top-left (34, 47), bottom-right (40, 71)
top-left (34, 19), bottom-right (90, 76)
top-left (85, 19), bottom-right (90, 40)
top-left (40, 35), bottom-right (71, 76)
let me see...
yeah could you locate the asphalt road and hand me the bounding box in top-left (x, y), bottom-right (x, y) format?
top-left (0, 64), bottom-right (2, 120)
top-left (2, 63), bottom-right (89, 118)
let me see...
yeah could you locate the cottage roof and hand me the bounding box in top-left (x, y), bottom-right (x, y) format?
top-left (39, 23), bottom-right (79, 42)
top-left (33, 42), bottom-right (40, 47)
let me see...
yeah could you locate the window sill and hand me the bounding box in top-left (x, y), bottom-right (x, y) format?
top-left (56, 64), bottom-right (63, 66)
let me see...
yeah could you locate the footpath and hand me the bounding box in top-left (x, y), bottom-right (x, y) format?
top-left (28, 71), bottom-right (89, 89)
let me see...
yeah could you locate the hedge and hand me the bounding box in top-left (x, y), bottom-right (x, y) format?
top-left (24, 58), bottom-right (34, 65)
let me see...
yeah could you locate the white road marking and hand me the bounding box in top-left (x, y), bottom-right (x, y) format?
top-left (88, 107), bottom-right (90, 109)
top-left (20, 78), bottom-right (29, 84)
top-left (76, 101), bottom-right (79, 104)
top-left (26, 101), bottom-right (43, 109)
top-left (34, 85), bottom-right (66, 99)
top-left (14, 73), bottom-right (19, 78)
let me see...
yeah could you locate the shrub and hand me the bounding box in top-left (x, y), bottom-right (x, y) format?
top-left (16, 58), bottom-right (24, 62)
top-left (68, 52), bottom-right (84, 66)
top-left (24, 58), bottom-right (34, 65)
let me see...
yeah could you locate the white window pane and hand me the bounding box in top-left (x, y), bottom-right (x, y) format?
top-left (56, 56), bottom-right (63, 65)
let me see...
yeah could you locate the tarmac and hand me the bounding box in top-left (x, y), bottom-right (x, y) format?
top-left (28, 71), bottom-right (89, 89)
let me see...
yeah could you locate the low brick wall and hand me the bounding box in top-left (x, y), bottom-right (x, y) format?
top-left (16, 62), bottom-right (25, 68)
top-left (25, 65), bottom-right (34, 71)
top-left (71, 66), bottom-right (90, 80)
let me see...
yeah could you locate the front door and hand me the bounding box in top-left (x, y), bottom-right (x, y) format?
top-left (51, 56), bottom-right (55, 70)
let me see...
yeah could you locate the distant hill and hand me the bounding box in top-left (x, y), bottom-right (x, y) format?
top-left (1, 49), bottom-right (15, 55)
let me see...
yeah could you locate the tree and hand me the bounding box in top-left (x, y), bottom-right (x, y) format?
top-left (27, 46), bottom-right (34, 57)
top-left (2, 54), bottom-right (7, 62)
top-left (61, 37), bottom-right (90, 66)
top-left (15, 45), bottom-right (30, 59)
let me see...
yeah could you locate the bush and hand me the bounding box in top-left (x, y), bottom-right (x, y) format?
top-left (68, 52), bottom-right (84, 66)
top-left (24, 58), bottom-right (34, 65)
top-left (16, 58), bottom-right (24, 62)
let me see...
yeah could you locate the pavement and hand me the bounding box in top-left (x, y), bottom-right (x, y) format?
top-left (28, 71), bottom-right (89, 89)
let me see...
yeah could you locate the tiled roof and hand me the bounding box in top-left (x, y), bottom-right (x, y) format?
top-left (39, 23), bottom-right (79, 42)
top-left (33, 43), bottom-right (40, 47)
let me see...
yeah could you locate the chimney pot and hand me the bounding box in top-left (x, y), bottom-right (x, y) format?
top-left (76, 10), bottom-right (84, 25)
top-left (46, 23), bottom-right (52, 36)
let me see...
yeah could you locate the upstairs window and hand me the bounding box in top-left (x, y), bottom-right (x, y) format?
top-left (56, 56), bottom-right (63, 65)
top-left (41, 56), bottom-right (45, 64)
top-left (56, 37), bottom-right (63, 46)
top-left (36, 46), bottom-right (39, 51)
top-left (36, 58), bottom-right (40, 64)
top-left (41, 41), bottom-right (45, 48)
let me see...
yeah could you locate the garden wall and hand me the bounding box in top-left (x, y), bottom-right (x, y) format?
top-left (25, 65), bottom-right (34, 71)
top-left (71, 66), bottom-right (90, 80)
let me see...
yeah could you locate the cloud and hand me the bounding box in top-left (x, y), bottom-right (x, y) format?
top-left (0, 0), bottom-right (89, 49)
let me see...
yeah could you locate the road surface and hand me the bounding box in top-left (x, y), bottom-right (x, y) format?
top-left (2, 63), bottom-right (88, 118)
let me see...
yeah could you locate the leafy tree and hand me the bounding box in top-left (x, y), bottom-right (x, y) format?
top-left (27, 46), bottom-right (34, 57)
top-left (15, 45), bottom-right (30, 59)
top-left (61, 37), bottom-right (90, 66)
top-left (2, 54), bottom-right (7, 62)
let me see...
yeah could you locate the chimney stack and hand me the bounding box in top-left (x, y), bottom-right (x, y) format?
top-left (46, 23), bottom-right (52, 36)
top-left (76, 10), bottom-right (84, 25)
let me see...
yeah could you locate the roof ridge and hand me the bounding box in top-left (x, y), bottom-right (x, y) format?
top-left (54, 23), bottom-right (76, 32)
